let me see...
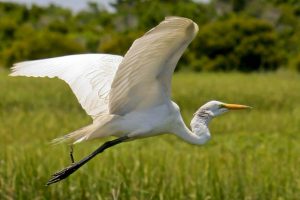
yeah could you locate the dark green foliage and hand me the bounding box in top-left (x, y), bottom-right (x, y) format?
top-left (1, 30), bottom-right (86, 67)
top-left (0, 3), bottom-right (87, 66)
top-left (193, 17), bottom-right (284, 71)
top-left (0, 0), bottom-right (300, 72)
top-left (231, 0), bottom-right (247, 12)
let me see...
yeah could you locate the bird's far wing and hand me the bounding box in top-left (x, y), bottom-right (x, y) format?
top-left (109, 17), bottom-right (198, 115)
top-left (10, 54), bottom-right (123, 119)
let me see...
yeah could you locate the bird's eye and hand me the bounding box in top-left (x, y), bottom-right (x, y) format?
top-left (219, 104), bottom-right (225, 109)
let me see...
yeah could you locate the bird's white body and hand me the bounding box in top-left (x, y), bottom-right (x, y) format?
top-left (10, 17), bottom-right (248, 147)
top-left (78, 101), bottom-right (198, 141)
top-left (117, 103), bottom-right (177, 138)
top-left (116, 102), bottom-right (187, 137)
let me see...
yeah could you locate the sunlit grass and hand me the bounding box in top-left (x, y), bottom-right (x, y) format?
top-left (0, 70), bottom-right (300, 199)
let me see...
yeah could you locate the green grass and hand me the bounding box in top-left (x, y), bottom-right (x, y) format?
top-left (0, 70), bottom-right (300, 199)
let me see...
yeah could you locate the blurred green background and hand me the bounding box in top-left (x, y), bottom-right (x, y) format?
top-left (1, 0), bottom-right (300, 199)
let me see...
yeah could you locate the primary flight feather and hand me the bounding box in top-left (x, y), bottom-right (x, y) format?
top-left (10, 16), bottom-right (250, 185)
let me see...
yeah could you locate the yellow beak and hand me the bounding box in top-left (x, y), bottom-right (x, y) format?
top-left (222, 103), bottom-right (252, 110)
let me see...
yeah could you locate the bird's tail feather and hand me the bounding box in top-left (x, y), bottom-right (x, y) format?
top-left (51, 115), bottom-right (119, 145)
top-left (51, 124), bottom-right (95, 145)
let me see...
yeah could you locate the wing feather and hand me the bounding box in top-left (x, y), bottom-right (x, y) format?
top-left (10, 54), bottom-right (123, 118)
top-left (109, 17), bottom-right (198, 115)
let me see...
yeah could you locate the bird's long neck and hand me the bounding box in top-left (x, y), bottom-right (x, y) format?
top-left (175, 109), bottom-right (212, 145)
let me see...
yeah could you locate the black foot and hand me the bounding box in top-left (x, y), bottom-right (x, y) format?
top-left (46, 163), bottom-right (80, 186)
top-left (46, 136), bottom-right (129, 186)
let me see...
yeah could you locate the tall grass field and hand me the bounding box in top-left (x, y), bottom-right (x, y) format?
top-left (0, 70), bottom-right (300, 199)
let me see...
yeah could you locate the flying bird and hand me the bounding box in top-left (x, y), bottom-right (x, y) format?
top-left (10, 17), bottom-right (250, 185)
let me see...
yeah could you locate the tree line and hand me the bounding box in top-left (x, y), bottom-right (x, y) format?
top-left (1, 0), bottom-right (300, 72)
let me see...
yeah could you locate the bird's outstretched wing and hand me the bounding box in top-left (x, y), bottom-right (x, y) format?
top-left (10, 54), bottom-right (123, 118)
top-left (109, 17), bottom-right (198, 115)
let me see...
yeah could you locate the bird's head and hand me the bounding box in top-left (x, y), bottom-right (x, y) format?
top-left (188, 100), bottom-right (251, 145)
top-left (197, 100), bottom-right (251, 118)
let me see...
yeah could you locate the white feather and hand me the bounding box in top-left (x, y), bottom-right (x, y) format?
top-left (109, 16), bottom-right (198, 115)
top-left (10, 54), bottom-right (123, 118)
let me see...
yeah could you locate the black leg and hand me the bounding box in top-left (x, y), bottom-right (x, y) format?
top-left (46, 136), bottom-right (129, 186)
top-left (70, 145), bottom-right (75, 164)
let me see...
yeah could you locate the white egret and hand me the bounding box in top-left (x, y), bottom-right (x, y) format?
top-left (10, 17), bottom-right (250, 185)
